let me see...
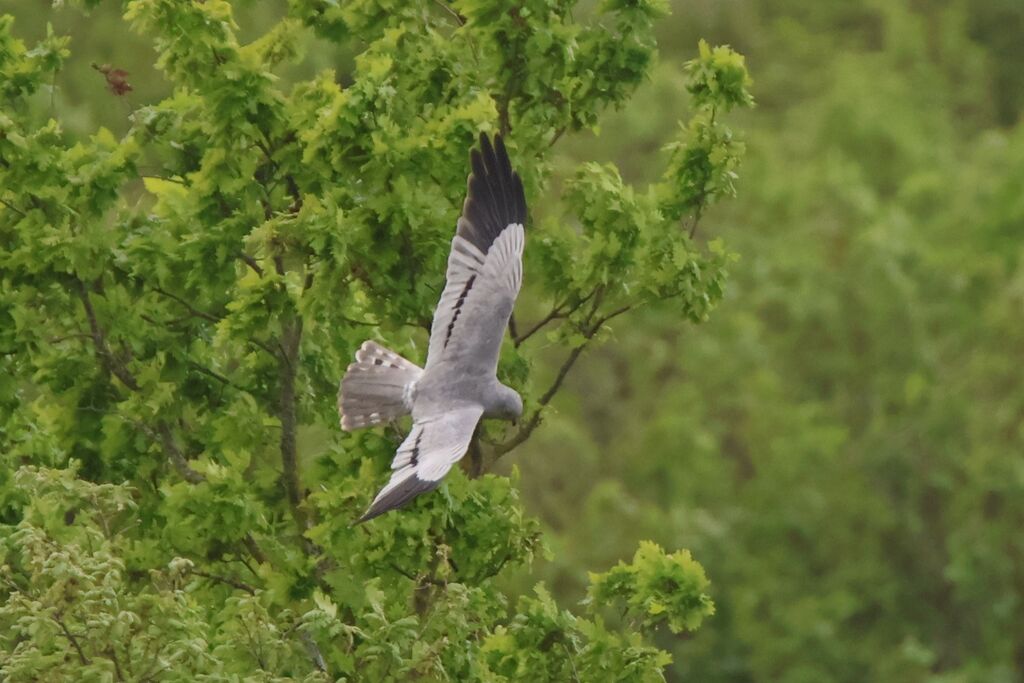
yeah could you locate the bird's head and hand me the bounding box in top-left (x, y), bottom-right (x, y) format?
top-left (492, 384), bottom-right (523, 422)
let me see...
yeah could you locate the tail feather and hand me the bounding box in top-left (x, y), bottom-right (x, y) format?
top-left (339, 341), bottom-right (422, 431)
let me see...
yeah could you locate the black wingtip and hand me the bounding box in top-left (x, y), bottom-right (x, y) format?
top-left (458, 131), bottom-right (527, 254)
top-left (354, 473), bottom-right (440, 524)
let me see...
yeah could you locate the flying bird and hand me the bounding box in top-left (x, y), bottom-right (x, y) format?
top-left (339, 133), bottom-right (527, 522)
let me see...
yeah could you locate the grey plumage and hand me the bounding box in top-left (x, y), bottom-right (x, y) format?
top-left (338, 133), bottom-right (528, 522)
top-left (338, 341), bottom-right (421, 431)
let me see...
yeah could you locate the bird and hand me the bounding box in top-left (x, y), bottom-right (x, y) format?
top-left (338, 132), bottom-right (527, 523)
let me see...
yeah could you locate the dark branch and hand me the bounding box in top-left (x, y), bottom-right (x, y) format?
top-left (513, 306), bottom-right (565, 347)
top-left (0, 196), bottom-right (26, 217)
top-left (139, 173), bottom-right (185, 185)
top-left (247, 337), bottom-right (279, 358)
top-left (108, 647), bottom-right (125, 682)
top-left (389, 562), bottom-right (446, 587)
top-left (494, 302), bottom-right (634, 458)
top-left (548, 126), bottom-right (567, 148)
top-left (243, 534), bottom-right (268, 566)
top-left (238, 252), bottom-right (264, 277)
top-left (277, 315), bottom-right (314, 553)
top-left (155, 422), bottom-right (206, 484)
top-left (192, 569), bottom-right (257, 595)
top-left (76, 281), bottom-right (140, 392)
top-left (54, 615), bottom-right (89, 665)
top-left (431, 0), bottom-right (466, 25)
top-left (688, 201), bottom-right (705, 239)
top-left (188, 361), bottom-right (248, 393)
top-left (513, 290), bottom-right (597, 347)
top-left (149, 286), bottom-right (220, 323)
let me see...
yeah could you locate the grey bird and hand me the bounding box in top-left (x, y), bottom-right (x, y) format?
top-left (338, 133), bottom-right (527, 522)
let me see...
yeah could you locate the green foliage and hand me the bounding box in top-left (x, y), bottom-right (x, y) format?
top-left (589, 541), bottom-right (714, 635)
top-left (513, 1), bottom-right (1024, 681)
top-left (0, 1), bottom-right (748, 679)
top-left (684, 40), bottom-right (754, 113)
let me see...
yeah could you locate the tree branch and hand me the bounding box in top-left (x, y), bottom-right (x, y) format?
top-left (107, 646), bottom-right (125, 682)
top-left (514, 291), bottom-right (597, 347)
top-left (548, 126), bottom-right (567, 149)
top-left (53, 615), bottom-right (89, 665)
top-left (0, 196), bottom-right (26, 217)
top-left (431, 0), bottom-right (466, 25)
top-left (277, 315), bottom-right (314, 554)
top-left (148, 285), bottom-right (221, 323)
top-left (238, 251), bottom-right (264, 277)
top-left (513, 306), bottom-right (565, 347)
top-left (188, 361), bottom-right (249, 393)
top-left (76, 281), bottom-right (140, 392)
top-left (154, 422), bottom-right (206, 484)
top-left (242, 534), bottom-right (268, 566)
top-left (688, 201), bottom-right (705, 239)
top-left (494, 302), bottom-right (633, 458)
top-left (192, 569), bottom-right (257, 595)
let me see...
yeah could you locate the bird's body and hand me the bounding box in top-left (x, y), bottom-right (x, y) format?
top-left (338, 133), bottom-right (527, 522)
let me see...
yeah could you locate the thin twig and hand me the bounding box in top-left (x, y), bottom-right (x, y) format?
top-left (247, 337), bottom-right (279, 358)
top-left (688, 202), bottom-right (705, 239)
top-left (108, 647), bottom-right (125, 682)
top-left (0, 197), bottom-right (26, 217)
top-left (155, 422), bottom-right (206, 484)
top-left (192, 570), bottom-right (257, 595)
top-left (561, 642), bottom-right (582, 683)
top-left (243, 534), bottom-right (268, 566)
top-left (513, 290), bottom-right (597, 347)
top-left (48, 333), bottom-right (93, 344)
top-left (548, 126), bottom-right (567, 148)
top-left (513, 306), bottom-right (564, 347)
top-left (139, 174), bottom-right (185, 185)
top-left (494, 302), bottom-right (633, 457)
top-left (149, 286), bottom-right (220, 323)
top-left (238, 252), bottom-right (264, 277)
top-left (54, 615), bottom-right (89, 665)
top-left (76, 281), bottom-right (140, 391)
top-left (431, 0), bottom-right (466, 25)
top-left (339, 314), bottom-right (381, 327)
top-left (188, 361), bottom-right (248, 393)
top-left (390, 562), bottom-right (445, 587)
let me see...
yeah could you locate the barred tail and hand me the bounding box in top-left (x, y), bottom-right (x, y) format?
top-left (338, 341), bottom-right (422, 431)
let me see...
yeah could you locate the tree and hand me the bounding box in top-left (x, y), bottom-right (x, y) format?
top-left (0, 1), bottom-right (751, 679)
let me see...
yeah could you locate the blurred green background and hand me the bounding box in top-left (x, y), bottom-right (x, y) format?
top-left (5, 0), bottom-right (1023, 680)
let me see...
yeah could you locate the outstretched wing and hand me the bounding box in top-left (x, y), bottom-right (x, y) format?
top-left (425, 133), bottom-right (528, 374)
top-left (357, 405), bottom-right (484, 523)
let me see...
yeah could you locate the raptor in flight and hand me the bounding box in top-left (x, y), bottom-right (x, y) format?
top-left (339, 133), bottom-right (527, 522)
